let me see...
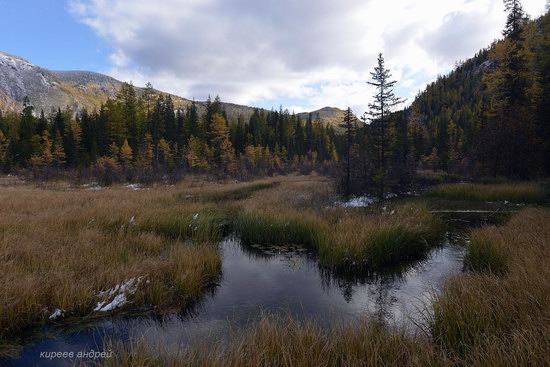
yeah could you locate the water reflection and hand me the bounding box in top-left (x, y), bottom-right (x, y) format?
top-left (7, 233), bottom-right (466, 367)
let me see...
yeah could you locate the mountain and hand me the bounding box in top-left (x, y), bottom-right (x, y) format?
top-left (0, 52), bottom-right (122, 113)
top-left (298, 107), bottom-right (347, 128)
top-left (0, 51), bottom-right (345, 127)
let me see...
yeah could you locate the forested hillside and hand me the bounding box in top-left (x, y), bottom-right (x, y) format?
top-left (409, 8), bottom-right (550, 178)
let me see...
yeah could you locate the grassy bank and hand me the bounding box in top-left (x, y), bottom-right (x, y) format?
top-left (427, 183), bottom-right (546, 204)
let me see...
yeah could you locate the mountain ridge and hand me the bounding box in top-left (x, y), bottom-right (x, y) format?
top-left (0, 51), bottom-right (345, 127)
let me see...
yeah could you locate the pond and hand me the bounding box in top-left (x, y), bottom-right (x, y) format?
top-left (7, 232), bottom-right (467, 366)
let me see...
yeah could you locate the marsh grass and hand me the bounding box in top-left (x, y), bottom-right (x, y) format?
top-left (234, 204), bottom-right (445, 270)
top-left (431, 208), bottom-right (550, 364)
top-left (463, 235), bottom-right (507, 273)
top-left (322, 205), bottom-right (445, 269)
top-left (0, 183), bottom-right (225, 355)
top-left (139, 206), bottom-right (236, 243)
top-left (235, 210), bottom-right (326, 248)
top-left (427, 183), bottom-right (546, 204)
top-left (101, 316), bottom-right (440, 367)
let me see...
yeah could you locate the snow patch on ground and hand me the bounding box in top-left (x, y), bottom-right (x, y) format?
top-left (337, 196), bottom-right (378, 208)
top-left (48, 308), bottom-right (65, 321)
top-left (126, 184), bottom-right (142, 191)
top-left (81, 183), bottom-right (104, 191)
top-left (94, 277), bottom-right (143, 313)
top-left (95, 294), bottom-right (128, 312)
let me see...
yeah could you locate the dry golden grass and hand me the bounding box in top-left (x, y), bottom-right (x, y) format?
top-left (102, 316), bottom-right (442, 367)
top-left (240, 174), bottom-right (335, 211)
top-left (0, 181), bottom-right (225, 353)
top-left (431, 208), bottom-right (550, 365)
top-left (8, 175), bottom-right (547, 366)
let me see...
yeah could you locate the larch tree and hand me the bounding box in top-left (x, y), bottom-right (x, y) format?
top-left (52, 130), bottom-right (66, 168)
top-left (211, 112), bottom-right (236, 175)
top-left (119, 138), bottom-right (133, 167)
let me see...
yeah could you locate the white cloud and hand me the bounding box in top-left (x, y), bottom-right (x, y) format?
top-left (68, 0), bottom-right (548, 114)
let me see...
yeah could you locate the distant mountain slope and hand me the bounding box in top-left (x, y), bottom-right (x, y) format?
top-left (298, 107), bottom-right (347, 127)
top-left (0, 52), bottom-right (120, 113)
top-left (0, 51), bottom-right (345, 127)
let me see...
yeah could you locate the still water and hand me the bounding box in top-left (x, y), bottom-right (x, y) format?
top-left (8, 234), bottom-right (466, 366)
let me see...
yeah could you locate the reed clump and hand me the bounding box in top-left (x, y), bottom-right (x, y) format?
top-left (320, 204), bottom-right (445, 269)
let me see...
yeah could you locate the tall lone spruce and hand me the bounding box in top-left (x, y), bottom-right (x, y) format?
top-left (367, 53), bottom-right (404, 199)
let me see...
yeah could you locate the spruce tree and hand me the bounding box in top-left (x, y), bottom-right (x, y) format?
top-left (150, 96), bottom-right (165, 163)
top-left (535, 8), bottom-right (550, 174)
top-left (18, 97), bottom-right (36, 164)
top-left (187, 100), bottom-right (199, 138)
top-left (366, 53), bottom-right (404, 199)
top-left (117, 83), bottom-right (140, 152)
top-left (340, 107), bottom-right (357, 197)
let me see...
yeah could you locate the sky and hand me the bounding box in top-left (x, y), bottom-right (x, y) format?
top-left (0, 0), bottom-right (548, 114)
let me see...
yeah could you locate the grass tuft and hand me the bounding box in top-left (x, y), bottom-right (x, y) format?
top-left (464, 235), bottom-right (507, 274)
top-left (235, 210), bottom-right (325, 249)
top-left (140, 207), bottom-right (235, 243)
